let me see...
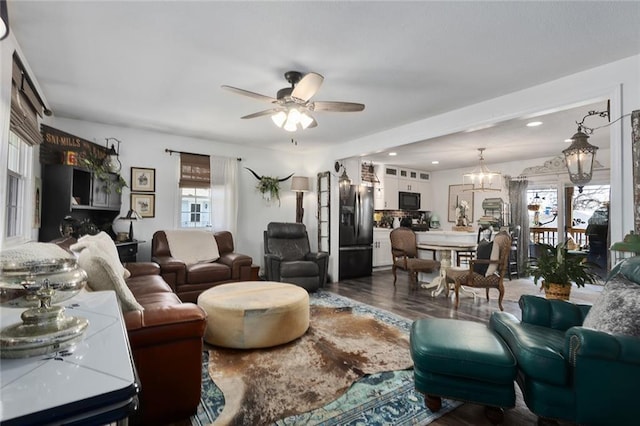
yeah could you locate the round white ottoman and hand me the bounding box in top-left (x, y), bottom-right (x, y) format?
top-left (197, 281), bottom-right (310, 349)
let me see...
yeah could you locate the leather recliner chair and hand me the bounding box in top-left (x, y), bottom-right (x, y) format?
top-left (263, 222), bottom-right (329, 291)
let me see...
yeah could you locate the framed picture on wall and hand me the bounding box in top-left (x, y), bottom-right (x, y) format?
top-left (131, 193), bottom-right (156, 218)
top-left (131, 167), bottom-right (155, 192)
top-left (448, 184), bottom-right (474, 222)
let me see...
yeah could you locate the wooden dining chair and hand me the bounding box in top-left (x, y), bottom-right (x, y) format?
top-left (390, 227), bottom-right (440, 288)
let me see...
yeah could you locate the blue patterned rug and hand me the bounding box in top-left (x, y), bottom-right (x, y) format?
top-left (191, 291), bottom-right (461, 425)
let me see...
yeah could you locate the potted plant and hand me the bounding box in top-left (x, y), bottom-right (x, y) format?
top-left (528, 241), bottom-right (599, 300)
top-left (79, 152), bottom-right (127, 194)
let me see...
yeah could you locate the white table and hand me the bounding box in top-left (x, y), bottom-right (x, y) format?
top-left (0, 291), bottom-right (139, 425)
top-left (418, 242), bottom-right (478, 298)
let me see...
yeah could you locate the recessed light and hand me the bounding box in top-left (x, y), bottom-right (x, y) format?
top-left (388, 152), bottom-right (397, 156)
top-left (431, 160), bottom-right (439, 165)
top-left (526, 121), bottom-right (543, 127)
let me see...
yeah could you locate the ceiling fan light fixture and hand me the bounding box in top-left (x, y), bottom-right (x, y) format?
top-left (271, 110), bottom-right (287, 127)
top-left (299, 111), bottom-right (313, 129)
top-left (283, 109), bottom-right (299, 132)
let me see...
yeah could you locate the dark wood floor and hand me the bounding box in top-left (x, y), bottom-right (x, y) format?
top-left (324, 269), bottom-right (601, 426)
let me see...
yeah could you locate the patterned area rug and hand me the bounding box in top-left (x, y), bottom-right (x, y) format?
top-left (191, 291), bottom-right (461, 425)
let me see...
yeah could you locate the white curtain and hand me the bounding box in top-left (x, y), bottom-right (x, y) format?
top-left (210, 156), bottom-right (238, 235)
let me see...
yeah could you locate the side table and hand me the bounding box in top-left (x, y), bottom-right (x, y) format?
top-left (0, 291), bottom-right (139, 425)
top-left (115, 240), bottom-right (143, 263)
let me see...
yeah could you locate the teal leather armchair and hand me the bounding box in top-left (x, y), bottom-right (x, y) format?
top-left (490, 294), bottom-right (640, 425)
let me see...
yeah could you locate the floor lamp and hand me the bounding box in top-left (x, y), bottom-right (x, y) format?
top-left (291, 176), bottom-right (310, 223)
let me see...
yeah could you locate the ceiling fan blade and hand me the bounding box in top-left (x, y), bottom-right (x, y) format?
top-left (241, 109), bottom-right (280, 119)
top-left (312, 101), bottom-right (365, 112)
top-left (291, 72), bottom-right (324, 102)
top-left (221, 85), bottom-right (277, 103)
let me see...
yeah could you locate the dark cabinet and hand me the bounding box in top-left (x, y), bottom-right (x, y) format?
top-left (40, 164), bottom-right (122, 242)
top-left (115, 241), bottom-right (139, 263)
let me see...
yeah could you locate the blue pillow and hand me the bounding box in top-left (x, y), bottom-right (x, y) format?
top-left (473, 240), bottom-right (493, 276)
top-left (608, 256), bottom-right (640, 285)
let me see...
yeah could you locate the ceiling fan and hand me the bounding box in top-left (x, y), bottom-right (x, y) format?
top-left (222, 71), bottom-right (365, 132)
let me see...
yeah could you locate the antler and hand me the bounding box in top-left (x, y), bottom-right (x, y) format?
top-left (245, 167), bottom-right (263, 180)
top-left (245, 167), bottom-right (293, 182)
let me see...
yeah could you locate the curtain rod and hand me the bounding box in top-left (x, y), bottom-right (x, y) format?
top-left (165, 148), bottom-right (242, 161)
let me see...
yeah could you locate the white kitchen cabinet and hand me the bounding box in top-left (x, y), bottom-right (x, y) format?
top-left (420, 181), bottom-right (432, 211)
top-left (384, 166), bottom-right (399, 178)
top-left (374, 164), bottom-right (399, 210)
top-left (398, 178), bottom-right (418, 192)
top-left (373, 229), bottom-right (392, 267)
top-left (382, 176), bottom-right (398, 209)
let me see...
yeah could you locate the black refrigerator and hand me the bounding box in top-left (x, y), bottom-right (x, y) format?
top-left (339, 185), bottom-right (374, 280)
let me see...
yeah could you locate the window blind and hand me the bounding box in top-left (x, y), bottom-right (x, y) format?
top-left (179, 153), bottom-right (211, 188)
top-left (10, 53), bottom-right (45, 146)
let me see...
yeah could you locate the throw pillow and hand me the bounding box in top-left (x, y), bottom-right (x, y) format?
top-left (77, 248), bottom-right (143, 312)
top-left (70, 232), bottom-right (131, 279)
top-left (582, 276), bottom-right (640, 337)
top-left (473, 240), bottom-right (493, 276)
top-left (484, 240), bottom-right (501, 277)
top-left (619, 256), bottom-right (640, 284)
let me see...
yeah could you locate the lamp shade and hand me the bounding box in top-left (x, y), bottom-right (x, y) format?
top-left (563, 130), bottom-right (598, 193)
top-left (291, 176), bottom-right (310, 192)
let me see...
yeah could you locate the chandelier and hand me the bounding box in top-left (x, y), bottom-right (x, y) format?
top-left (463, 148), bottom-right (501, 192)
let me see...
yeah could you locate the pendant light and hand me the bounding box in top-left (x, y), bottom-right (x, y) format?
top-left (562, 129), bottom-right (598, 194)
top-left (562, 107), bottom-right (609, 193)
top-left (463, 148), bottom-right (501, 192)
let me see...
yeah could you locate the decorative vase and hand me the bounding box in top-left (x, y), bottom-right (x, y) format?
top-left (544, 282), bottom-right (571, 300)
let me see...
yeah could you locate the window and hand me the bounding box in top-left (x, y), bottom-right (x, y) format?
top-left (5, 131), bottom-right (32, 240)
top-left (178, 153), bottom-right (212, 229)
top-left (180, 187), bottom-right (211, 228)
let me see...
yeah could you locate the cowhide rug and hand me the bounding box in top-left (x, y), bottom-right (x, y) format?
top-left (207, 305), bottom-right (413, 425)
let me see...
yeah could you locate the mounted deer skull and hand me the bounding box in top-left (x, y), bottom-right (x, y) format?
top-left (245, 167), bottom-right (294, 206)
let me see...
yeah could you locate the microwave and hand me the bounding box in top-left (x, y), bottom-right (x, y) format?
top-left (399, 191), bottom-right (421, 210)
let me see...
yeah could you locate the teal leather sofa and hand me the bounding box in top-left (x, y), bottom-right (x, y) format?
top-left (490, 258), bottom-right (640, 425)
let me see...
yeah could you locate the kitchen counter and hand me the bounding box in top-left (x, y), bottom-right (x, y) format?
top-left (416, 229), bottom-right (477, 245)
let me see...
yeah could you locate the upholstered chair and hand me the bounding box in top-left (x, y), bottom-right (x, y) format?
top-left (390, 227), bottom-right (440, 288)
top-left (263, 222), bottom-right (329, 292)
top-left (446, 230), bottom-right (511, 310)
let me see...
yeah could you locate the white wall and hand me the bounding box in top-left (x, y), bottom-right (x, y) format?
top-left (427, 151), bottom-right (611, 229)
top-left (336, 55), bottom-right (640, 246)
top-left (44, 117), bottom-right (331, 269)
top-left (2, 29), bottom-right (638, 280)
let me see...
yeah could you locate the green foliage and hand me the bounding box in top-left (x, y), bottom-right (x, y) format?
top-left (528, 242), bottom-right (599, 288)
top-left (79, 152), bottom-right (128, 194)
top-left (257, 177), bottom-right (282, 206)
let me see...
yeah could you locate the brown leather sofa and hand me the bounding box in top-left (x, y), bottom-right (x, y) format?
top-left (123, 262), bottom-right (207, 425)
top-left (152, 230), bottom-right (253, 303)
top-left (55, 237), bottom-right (206, 425)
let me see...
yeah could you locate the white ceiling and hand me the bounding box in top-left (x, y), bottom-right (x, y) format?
top-left (8, 1), bottom-right (640, 170)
